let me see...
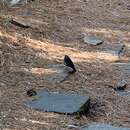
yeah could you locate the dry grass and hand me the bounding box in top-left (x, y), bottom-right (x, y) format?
top-left (0, 0), bottom-right (130, 129)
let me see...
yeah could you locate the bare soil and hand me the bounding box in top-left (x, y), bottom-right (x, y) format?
top-left (0, 0), bottom-right (130, 129)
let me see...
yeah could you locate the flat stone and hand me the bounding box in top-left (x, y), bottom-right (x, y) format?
top-left (127, 63), bottom-right (130, 76)
top-left (113, 80), bottom-right (127, 91)
top-left (84, 36), bottom-right (103, 45)
top-left (8, 0), bottom-right (22, 6)
top-left (0, 82), bottom-right (6, 87)
top-left (10, 17), bottom-right (48, 29)
top-left (18, 10), bottom-right (32, 16)
top-left (118, 91), bottom-right (130, 97)
top-left (68, 124), bottom-right (79, 129)
top-left (25, 90), bottom-right (90, 114)
top-left (10, 19), bottom-right (30, 28)
top-left (103, 44), bottom-right (126, 57)
top-left (46, 64), bottom-right (74, 83)
top-left (81, 123), bottom-right (130, 130)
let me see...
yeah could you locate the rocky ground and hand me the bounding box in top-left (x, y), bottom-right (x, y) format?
top-left (0, 0), bottom-right (130, 129)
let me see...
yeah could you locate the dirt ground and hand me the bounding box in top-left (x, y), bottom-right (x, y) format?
top-left (0, 0), bottom-right (130, 129)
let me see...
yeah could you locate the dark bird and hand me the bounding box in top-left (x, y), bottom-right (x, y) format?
top-left (27, 89), bottom-right (37, 97)
top-left (64, 55), bottom-right (76, 73)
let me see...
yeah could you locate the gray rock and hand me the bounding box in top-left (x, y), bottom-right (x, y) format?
top-left (127, 63), bottom-right (130, 76)
top-left (118, 91), bottom-right (130, 97)
top-left (10, 19), bottom-right (29, 28)
top-left (109, 80), bottom-right (127, 91)
top-left (84, 36), bottom-right (103, 45)
top-left (46, 64), bottom-right (74, 83)
top-left (114, 80), bottom-right (127, 91)
top-left (68, 124), bottom-right (80, 129)
top-left (7, 0), bottom-right (27, 6)
top-left (0, 82), bottom-right (6, 87)
top-left (18, 10), bottom-right (32, 16)
top-left (10, 0), bottom-right (21, 6)
top-left (25, 90), bottom-right (90, 114)
top-left (81, 123), bottom-right (130, 130)
top-left (10, 17), bottom-right (48, 29)
top-left (102, 44), bottom-right (126, 57)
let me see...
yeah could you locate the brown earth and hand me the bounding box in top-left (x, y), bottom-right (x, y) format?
top-left (0, 0), bottom-right (130, 129)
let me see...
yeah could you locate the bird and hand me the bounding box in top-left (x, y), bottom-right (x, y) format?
top-left (64, 55), bottom-right (76, 73)
top-left (27, 89), bottom-right (37, 97)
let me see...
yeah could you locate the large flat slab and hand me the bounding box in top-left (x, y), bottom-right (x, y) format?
top-left (81, 123), bottom-right (130, 130)
top-left (25, 90), bottom-right (90, 114)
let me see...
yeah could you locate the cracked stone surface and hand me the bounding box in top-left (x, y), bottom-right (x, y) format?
top-left (25, 90), bottom-right (90, 114)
